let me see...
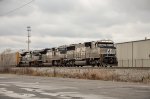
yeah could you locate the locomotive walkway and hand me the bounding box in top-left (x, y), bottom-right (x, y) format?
top-left (0, 74), bottom-right (150, 99)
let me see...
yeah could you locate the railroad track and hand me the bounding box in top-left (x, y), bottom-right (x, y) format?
top-left (9, 66), bottom-right (150, 70)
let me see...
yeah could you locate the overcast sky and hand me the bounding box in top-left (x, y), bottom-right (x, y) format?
top-left (0, 0), bottom-right (150, 51)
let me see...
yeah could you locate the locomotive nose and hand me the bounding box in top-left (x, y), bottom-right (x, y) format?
top-left (103, 56), bottom-right (116, 64)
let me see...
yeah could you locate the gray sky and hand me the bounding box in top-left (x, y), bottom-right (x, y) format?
top-left (0, 0), bottom-right (150, 51)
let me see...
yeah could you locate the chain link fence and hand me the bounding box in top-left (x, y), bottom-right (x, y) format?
top-left (118, 59), bottom-right (150, 67)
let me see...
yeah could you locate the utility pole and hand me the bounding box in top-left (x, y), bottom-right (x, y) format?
top-left (27, 26), bottom-right (31, 52)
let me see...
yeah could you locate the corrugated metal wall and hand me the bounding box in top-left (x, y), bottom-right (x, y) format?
top-left (117, 39), bottom-right (150, 67)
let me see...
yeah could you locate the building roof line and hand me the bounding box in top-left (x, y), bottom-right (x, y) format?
top-left (116, 39), bottom-right (150, 44)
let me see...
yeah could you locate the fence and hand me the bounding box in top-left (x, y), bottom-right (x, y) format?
top-left (118, 59), bottom-right (150, 67)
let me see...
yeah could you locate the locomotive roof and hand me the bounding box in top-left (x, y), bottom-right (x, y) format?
top-left (20, 51), bottom-right (29, 56)
top-left (97, 40), bottom-right (114, 43)
top-left (39, 48), bottom-right (50, 54)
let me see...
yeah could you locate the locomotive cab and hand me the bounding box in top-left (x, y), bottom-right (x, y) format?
top-left (96, 40), bottom-right (117, 66)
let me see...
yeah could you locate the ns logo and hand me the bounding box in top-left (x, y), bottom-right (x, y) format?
top-left (107, 49), bottom-right (112, 54)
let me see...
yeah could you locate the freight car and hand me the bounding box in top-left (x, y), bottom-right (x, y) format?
top-left (0, 51), bottom-right (20, 67)
top-left (0, 40), bottom-right (117, 67)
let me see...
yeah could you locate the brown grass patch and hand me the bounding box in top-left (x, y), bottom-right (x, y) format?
top-left (0, 67), bottom-right (150, 83)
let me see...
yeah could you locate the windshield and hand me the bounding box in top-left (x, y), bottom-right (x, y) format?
top-left (97, 43), bottom-right (114, 48)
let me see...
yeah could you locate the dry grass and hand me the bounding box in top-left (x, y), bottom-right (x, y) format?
top-left (0, 67), bottom-right (150, 83)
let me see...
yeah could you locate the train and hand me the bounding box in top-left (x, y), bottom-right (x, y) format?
top-left (0, 40), bottom-right (118, 67)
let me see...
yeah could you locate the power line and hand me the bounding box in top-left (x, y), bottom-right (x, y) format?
top-left (0, 0), bottom-right (34, 16)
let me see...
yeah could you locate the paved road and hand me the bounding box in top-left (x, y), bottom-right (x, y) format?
top-left (0, 74), bottom-right (150, 99)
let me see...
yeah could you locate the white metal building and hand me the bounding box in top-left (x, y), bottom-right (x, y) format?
top-left (116, 39), bottom-right (150, 67)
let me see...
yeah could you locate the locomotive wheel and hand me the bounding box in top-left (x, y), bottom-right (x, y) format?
top-left (92, 60), bottom-right (97, 67)
top-left (53, 60), bottom-right (57, 66)
top-left (66, 62), bottom-right (70, 67)
top-left (69, 61), bottom-right (72, 67)
top-left (57, 61), bottom-right (61, 67)
top-left (103, 63), bottom-right (108, 67)
top-left (68, 62), bottom-right (70, 67)
top-left (97, 63), bottom-right (100, 67)
top-left (100, 63), bottom-right (103, 67)
top-left (96, 60), bottom-right (100, 67)
top-left (90, 60), bottom-right (94, 67)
